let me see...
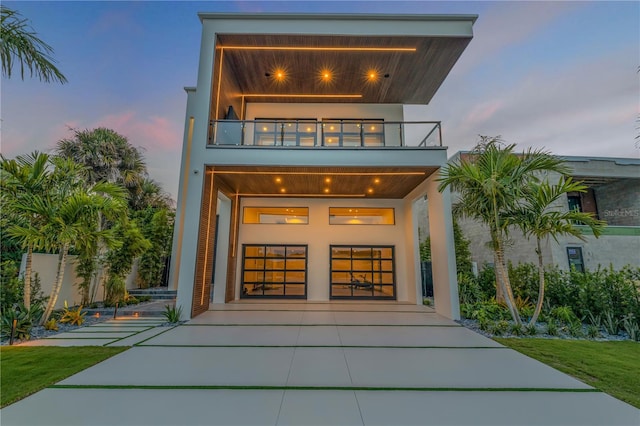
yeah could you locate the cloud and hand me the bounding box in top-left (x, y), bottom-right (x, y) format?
top-left (454, 1), bottom-right (580, 75)
top-left (433, 46), bottom-right (639, 158)
top-left (90, 111), bottom-right (182, 151)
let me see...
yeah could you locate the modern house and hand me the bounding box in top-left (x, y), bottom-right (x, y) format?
top-left (168, 13), bottom-right (478, 320)
top-left (430, 154), bottom-right (640, 272)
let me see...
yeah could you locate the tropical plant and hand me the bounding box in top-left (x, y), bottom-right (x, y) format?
top-left (510, 177), bottom-right (604, 325)
top-left (136, 207), bottom-right (174, 288)
top-left (0, 302), bottom-right (43, 341)
top-left (0, 6), bottom-right (67, 83)
top-left (163, 304), bottom-right (183, 323)
top-left (1, 151), bottom-right (51, 308)
top-left (8, 157), bottom-right (127, 325)
top-left (58, 301), bottom-right (86, 326)
top-left (545, 318), bottom-right (559, 336)
top-left (621, 314), bottom-right (639, 341)
top-left (103, 219), bottom-right (151, 304)
top-left (438, 137), bottom-right (570, 325)
top-left (603, 310), bottom-right (620, 335)
top-left (43, 318), bottom-right (58, 331)
top-left (56, 128), bottom-right (154, 301)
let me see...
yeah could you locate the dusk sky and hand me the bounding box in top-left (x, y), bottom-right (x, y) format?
top-left (2, 1), bottom-right (638, 200)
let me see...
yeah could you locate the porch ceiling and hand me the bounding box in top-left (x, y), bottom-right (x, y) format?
top-left (211, 166), bottom-right (439, 199)
top-left (216, 34), bottom-right (472, 104)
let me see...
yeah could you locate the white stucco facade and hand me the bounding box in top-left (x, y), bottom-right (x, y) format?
top-left (169, 13), bottom-right (476, 320)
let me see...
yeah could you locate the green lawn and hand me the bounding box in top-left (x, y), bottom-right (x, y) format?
top-left (495, 339), bottom-right (640, 408)
top-left (1, 346), bottom-right (128, 407)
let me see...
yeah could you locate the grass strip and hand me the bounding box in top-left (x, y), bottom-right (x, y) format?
top-left (133, 325), bottom-right (178, 346)
top-left (43, 337), bottom-right (117, 340)
top-left (0, 346), bottom-right (128, 408)
top-left (182, 323), bottom-right (460, 327)
top-left (136, 344), bottom-right (505, 349)
top-left (48, 384), bottom-right (600, 392)
top-left (495, 338), bottom-right (640, 408)
top-left (102, 326), bottom-right (156, 346)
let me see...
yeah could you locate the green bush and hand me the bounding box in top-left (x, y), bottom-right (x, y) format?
top-left (508, 262), bottom-right (539, 302)
top-left (1, 303), bottom-right (43, 341)
top-left (163, 305), bottom-right (182, 323)
top-left (457, 273), bottom-right (482, 305)
top-left (546, 319), bottom-right (559, 336)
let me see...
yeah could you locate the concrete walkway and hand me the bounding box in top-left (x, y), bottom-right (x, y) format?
top-left (2, 303), bottom-right (638, 425)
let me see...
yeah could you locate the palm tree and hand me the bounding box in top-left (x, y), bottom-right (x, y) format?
top-left (1, 152), bottom-right (51, 308)
top-left (56, 128), bottom-right (147, 192)
top-left (57, 128), bottom-right (147, 299)
top-left (438, 137), bottom-right (571, 325)
top-left (511, 177), bottom-right (605, 325)
top-left (0, 6), bottom-right (67, 83)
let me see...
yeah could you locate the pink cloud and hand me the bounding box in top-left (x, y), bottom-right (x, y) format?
top-left (465, 100), bottom-right (504, 126)
top-left (90, 111), bottom-right (182, 151)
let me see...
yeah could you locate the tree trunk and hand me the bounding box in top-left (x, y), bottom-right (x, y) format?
top-left (495, 241), bottom-right (522, 325)
top-left (529, 238), bottom-right (545, 326)
top-left (40, 244), bottom-right (69, 325)
top-left (493, 252), bottom-right (505, 302)
top-left (23, 244), bottom-right (33, 309)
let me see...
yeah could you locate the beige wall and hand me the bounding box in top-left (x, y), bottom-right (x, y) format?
top-left (20, 253), bottom-right (140, 308)
top-left (235, 197), bottom-right (414, 302)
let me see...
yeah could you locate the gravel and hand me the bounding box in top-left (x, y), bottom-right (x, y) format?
top-left (458, 318), bottom-right (633, 341)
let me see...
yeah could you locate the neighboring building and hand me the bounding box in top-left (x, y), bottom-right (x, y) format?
top-left (436, 154), bottom-right (640, 272)
top-left (168, 13), bottom-right (478, 320)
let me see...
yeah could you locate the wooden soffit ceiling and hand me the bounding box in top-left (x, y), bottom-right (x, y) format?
top-left (211, 166), bottom-right (439, 199)
top-left (216, 34), bottom-right (471, 104)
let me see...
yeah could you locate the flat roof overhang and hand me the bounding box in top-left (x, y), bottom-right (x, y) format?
top-left (204, 13), bottom-right (476, 106)
top-left (210, 165), bottom-right (439, 199)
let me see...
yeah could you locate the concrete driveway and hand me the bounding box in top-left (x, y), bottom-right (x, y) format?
top-left (2, 303), bottom-right (638, 425)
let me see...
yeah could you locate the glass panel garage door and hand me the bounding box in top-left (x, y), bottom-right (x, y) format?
top-left (330, 245), bottom-right (396, 300)
top-left (241, 244), bottom-right (307, 299)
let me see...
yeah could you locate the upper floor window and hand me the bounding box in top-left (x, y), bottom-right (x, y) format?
top-left (329, 207), bottom-right (395, 225)
top-left (322, 119), bottom-right (384, 147)
top-left (243, 207), bottom-right (309, 224)
top-left (253, 119), bottom-right (317, 146)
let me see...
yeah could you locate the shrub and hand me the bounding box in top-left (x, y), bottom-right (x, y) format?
top-left (550, 306), bottom-right (579, 326)
top-left (163, 305), bottom-right (182, 323)
top-left (510, 323), bottom-right (524, 336)
top-left (490, 320), bottom-right (509, 336)
top-left (546, 319), bottom-right (559, 336)
top-left (458, 273), bottom-right (482, 305)
top-left (586, 324), bottom-right (600, 339)
top-left (59, 301), bottom-right (86, 326)
top-left (476, 265), bottom-right (497, 300)
top-left (44, 318), bottom-right (58, 331)
top-left (602, 310), bottom-right (619, 335)
top-left (525, 323), bottom-right (538, 336)
top-left (0, 303), bottom-right (43, 341)
top-left (567, 322), bottom-right (583, 338)
top-left (622, 314), bottom-right (639, 341)
top-left (508, 262), bottom-right (539, 302)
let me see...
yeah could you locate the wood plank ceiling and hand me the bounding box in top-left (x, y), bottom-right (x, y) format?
top-left (210, 166), bottom-right (439, 199)
top-left (216, 34), bottom-right (471, 104)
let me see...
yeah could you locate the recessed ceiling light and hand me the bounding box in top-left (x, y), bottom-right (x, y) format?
top-left (325, 177), bottom-right (331, 183)
top-left (324, 188), bottom-right (330, 193)
top-left (374, 178), bottom-right (380, 184)
top-left (367, 188), bottom-right (374, 194)
top-left (280, 188), bottom-right (286, 193)
top-left (275, 177), bottom-right (282, 183)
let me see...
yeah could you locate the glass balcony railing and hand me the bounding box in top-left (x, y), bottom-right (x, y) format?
top-left (208, 119), bottom-right (442, 147)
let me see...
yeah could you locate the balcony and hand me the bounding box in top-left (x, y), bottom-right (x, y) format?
top-left (208, 119), bottom-right (442, 148)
